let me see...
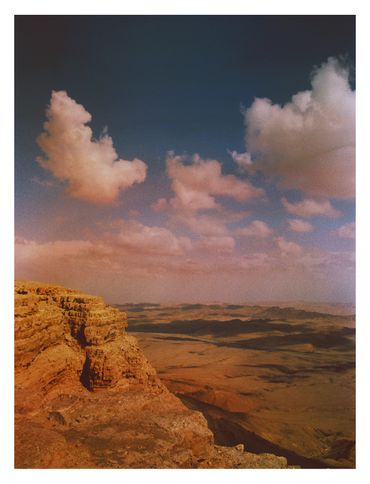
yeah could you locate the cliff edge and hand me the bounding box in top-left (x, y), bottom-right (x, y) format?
top-left (15, 280), bottom-right (290, 468)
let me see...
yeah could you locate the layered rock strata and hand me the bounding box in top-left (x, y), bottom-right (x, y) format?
top-left (14, 280), bottom-right (290, 468)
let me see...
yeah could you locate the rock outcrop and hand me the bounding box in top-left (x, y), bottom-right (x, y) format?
top-left (14, 280), bottom-right (290, 468)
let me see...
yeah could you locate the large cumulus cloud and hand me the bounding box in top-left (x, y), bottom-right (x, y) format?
top-left (244, 58), bottom-right (355, 199)
top-left (37, 91), bottom-right (147, 204)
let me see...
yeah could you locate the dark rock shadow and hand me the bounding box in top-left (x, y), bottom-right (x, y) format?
top-left (130, 318), bottom-right (313, 337)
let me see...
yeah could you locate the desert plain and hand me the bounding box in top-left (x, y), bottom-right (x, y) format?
top-left (123, 302), bottom-right (355, 468)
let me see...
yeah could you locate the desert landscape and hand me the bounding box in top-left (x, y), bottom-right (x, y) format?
top-left (14, 15), bottom-right (356, 472)
top-left (123, 302), bottom-right (355, 468)
top-left (15, 279), bottom-right (355, 468)
top-left (15, 281), bottom-right (294, 469)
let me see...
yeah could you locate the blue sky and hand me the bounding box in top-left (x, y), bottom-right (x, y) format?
top-left (15, 15), bottom-right (355, 303)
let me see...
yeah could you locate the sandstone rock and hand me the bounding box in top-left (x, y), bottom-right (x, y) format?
top-left (14, 280), bottom-right (291, 469)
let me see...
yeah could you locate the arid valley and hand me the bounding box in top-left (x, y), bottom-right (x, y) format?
top-left (14, 281), bottom-right (355, 469)
top-left (123, 302), bottom-right (355, 468)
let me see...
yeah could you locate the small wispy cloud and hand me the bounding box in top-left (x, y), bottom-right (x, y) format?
top-left (194, 235), bottom-right (236, 254)
top-left (31, 176), bottom-right (55, 188)
top-left (333, 222), bottom-right (355, 239)
top-left (276, 236), bottom-right (303, 257)
top-left (228, 150), bottom-right (252, 171)
top-left (288, 219), bottom-right (314, 233)
top-left (235, 220), bottom-right (272, 238)
top-left (282, 197), bottom-right (341, 218)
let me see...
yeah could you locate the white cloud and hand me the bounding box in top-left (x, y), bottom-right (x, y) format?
top-left (166, 153), bottom-right (264, 212)
top-left (282, 197), bottom-right (341, 218)
top-left (37, 91), bottom-right (147, 204)
top-left (228, 150), bottom-right (252, 171)
top-left (244, 58), bottom-right (355, 199)
top-left (288, 219), bottom-right (314, 233)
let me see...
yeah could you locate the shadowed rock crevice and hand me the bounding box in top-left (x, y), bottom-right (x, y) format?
top-left (80, 356), bottom-right (92, 390)
top-left (74, 323), bottom-right (88, 347)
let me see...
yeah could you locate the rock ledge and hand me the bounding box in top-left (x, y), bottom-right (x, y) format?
top-left (15, 280), bottom-right (291, 469)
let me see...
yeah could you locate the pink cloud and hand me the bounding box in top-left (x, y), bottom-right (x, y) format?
top-left (15, 234), bottom-right (354, 304)
top-left (166, 153), bottom-right (264, 211)
top-left (37, 91), bottom-right (147, 205)
top-left (334, 222), bottom-right (355, 239)
top-left (288, 219), bottom-right (314, 233)
top-left (195, 236), bottom-right (236, 254)
top-left (15, 237), bottom-right (96, 260)
top-left (15, 238), bottom-right (107, 286)
top-left (128, 209), bottom-right (141, 218)
top-left (176, 214), bottom-right (229, 237)
top-left (245, 58), bottom-right (355, 199)
top-left (276, 236), bottom-right (303, 257)
top-left (298, 250), bottom-right (355, 275)
top-left (235, 220), bottom-right (272, 238)
top-left (113, 219), bottom-right (192, 256)
top-left (282, 197), bottom-right (341, 218)
top-left (239, 252), bottom-right (270, 269)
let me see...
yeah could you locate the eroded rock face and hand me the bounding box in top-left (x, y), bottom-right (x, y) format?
top-left (15, 281), bottom-right (159, 392)
top-left (14, 281), bottom-right (290, 469)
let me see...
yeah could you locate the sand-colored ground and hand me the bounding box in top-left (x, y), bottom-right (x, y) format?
top-left (120, 303), bottom-right (355, 468)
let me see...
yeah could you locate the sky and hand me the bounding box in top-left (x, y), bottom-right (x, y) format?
top-left (14, 15), bottom-right (356, 304)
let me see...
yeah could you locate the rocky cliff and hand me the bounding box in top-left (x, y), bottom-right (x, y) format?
top-left (14, 280), bottom-right (290, 468)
